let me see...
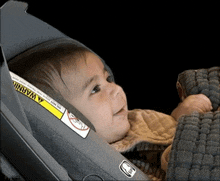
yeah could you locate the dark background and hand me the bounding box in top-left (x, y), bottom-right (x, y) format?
top-left (5, 1), bottom-right (218, 114)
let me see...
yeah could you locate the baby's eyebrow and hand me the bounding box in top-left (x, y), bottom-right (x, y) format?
top-left (82, 67), bottom-right (107, 92)
top-left (82, 75), bottom-right (98, 92)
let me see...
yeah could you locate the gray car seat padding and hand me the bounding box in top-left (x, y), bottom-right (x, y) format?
top-left (1, 48), bottom-right (72, 181)
top-left (1, 102), bottom-right (72, 181)
top-left (1, 1), bottom-right (70, 61)
top-left (1, 52), bottom-right (33, 134)
top-left (0, 153), bottom-right (25, 180)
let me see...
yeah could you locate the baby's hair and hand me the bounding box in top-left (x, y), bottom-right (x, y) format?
top-left (9, 39), bottom-right (89, 76)
top-left (8, 39), bottom-right (90, 99)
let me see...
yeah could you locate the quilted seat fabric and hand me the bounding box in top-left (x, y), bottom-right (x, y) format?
top-left (177, 66), bottom-right (220, 111)
top-left (166, 111), bottom-right (220, 181)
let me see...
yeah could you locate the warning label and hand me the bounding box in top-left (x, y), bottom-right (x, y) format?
top-left (10, 71), bottom-right (90, 138)
top-left (61, 110), bottom-right (90, 138)
top-left (67, 111), bottom-right (89, 131)
top-left (13, 81), bottom-right (63, 119)
top-left (14, 82), bottom-right (40, 102)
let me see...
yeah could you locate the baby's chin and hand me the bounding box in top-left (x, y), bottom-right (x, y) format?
top-left (112, 117), bottom-right (131, 143)
top-left (96, 114), bottom-right (131, 144)
top-left (120, 124), bottom-right (130, 140)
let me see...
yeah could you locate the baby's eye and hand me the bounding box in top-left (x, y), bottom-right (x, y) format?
top-left (91, 85), bottom-right (101, 94)
top-left (106, 75), bottom-right (114, 83)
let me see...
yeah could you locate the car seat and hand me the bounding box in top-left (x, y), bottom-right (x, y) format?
top-left (1, 1), bottom-right (150, 180)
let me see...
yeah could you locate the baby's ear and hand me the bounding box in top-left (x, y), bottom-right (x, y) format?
top-left (176, 81), bottom-right (186, 102)
top-left (217, 107), bottom-right (220, 111)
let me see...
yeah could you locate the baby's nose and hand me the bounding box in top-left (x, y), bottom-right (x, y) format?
top-left (109, 84), bottom-right (122, 98)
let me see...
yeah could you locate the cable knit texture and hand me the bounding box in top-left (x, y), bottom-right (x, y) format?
top-left (164, 66), bottom-right (220, 180)
top-left (177, 66), bottom-right (220, 111)
top-left (166, 111), bottom-right (220, 181)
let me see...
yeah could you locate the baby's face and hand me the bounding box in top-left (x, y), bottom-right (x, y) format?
top-left (61, 52), bottom-right (130, 143)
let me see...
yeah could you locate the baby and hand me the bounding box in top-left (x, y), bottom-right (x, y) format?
top-left (10, 40), bottom-right (213, 179)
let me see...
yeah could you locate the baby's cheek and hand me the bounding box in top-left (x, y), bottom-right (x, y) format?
top-left (91, 104), bottom-right (113, 125)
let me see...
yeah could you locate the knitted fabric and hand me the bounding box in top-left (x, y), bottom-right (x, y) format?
top-left (166, 111), bottom-right (220, 181)
top-left (177, 66), bottom-right (220, 111)
top-left (111, 109), bottom-right (177, 153)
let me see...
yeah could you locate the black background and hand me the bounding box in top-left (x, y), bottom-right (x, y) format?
top-left (3, 1), bottom-right (218, 114)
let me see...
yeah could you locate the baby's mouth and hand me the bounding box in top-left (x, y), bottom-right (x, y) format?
top-left (113, 105), bottom-right (127, 116)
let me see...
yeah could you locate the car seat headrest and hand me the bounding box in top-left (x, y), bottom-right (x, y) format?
top-left (1, 0), bottom-right (115, 131)
top-left (1, 0), bottom-right (114, 80)
top-left (1, 1), bottom-right (68, 61)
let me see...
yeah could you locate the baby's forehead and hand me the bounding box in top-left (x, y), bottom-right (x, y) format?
top-left (60, 52), bottom-right (105, 91)
top-left (61, 52), bottom-right (105, 76)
